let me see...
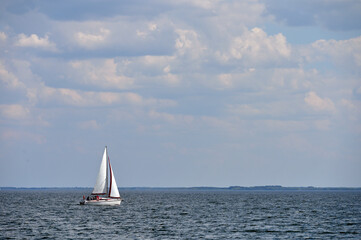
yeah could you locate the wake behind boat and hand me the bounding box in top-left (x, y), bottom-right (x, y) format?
top-left (80, 146), bottom-right (122, 205)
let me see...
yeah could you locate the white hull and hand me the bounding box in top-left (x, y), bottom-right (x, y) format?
top-left (80, 198), bottom-right (122, 206)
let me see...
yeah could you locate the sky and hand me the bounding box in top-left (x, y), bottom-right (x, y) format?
top-left (0, 0), bottom-right (360, 188)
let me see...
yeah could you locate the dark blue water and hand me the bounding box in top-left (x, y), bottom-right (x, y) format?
top-left (0, 190), bottom-right (360, 239)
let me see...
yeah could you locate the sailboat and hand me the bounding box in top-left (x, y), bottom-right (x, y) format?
top-left (80, 146), bottom-right (122, 205)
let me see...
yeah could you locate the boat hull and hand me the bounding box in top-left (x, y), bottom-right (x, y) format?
top-left (80, 198), bottom-right (122, 206)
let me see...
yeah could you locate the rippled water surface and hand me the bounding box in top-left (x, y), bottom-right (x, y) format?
top-left (1, 190), bottom-right (360, 239)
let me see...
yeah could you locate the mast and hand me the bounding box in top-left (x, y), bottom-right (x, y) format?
top-left (105, 146), bottom-right (109, 195)
top-left (108, 156), bottom-right (112, 197)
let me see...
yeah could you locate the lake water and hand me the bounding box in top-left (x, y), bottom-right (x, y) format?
top-left (0, 190), bottom-right (360, 239)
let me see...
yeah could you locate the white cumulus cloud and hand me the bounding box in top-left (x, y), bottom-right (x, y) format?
top-left (0, 63), bottom-right (26, 89)
top-left (75, 28), bottom-right (110, 49)
top-left (228, 28), bottom-right (291, 65)
top-left (304, 91), bottom-right (336, 113)
top-left (304, 36), bottom-right (361, 69)
top-left (70, 58), bottom-right (133, 90)
top-left (0, 104), bottom-right (30, 120)
top-left (175, 29), bottom-right (206, 58)
top-left (15, 34), bottom-right (58, 51)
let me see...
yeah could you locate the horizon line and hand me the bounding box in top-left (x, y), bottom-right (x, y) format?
top-left (1, 185), bottom-right (361, 190)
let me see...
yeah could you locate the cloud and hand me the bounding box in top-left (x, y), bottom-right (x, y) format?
top-left (216, 74), bottom-right (233, 89)
top-left (227, 104), bottom-right (261, 116)
top-left (261, 120), bottom-right (308, 132)
top-left (15, 33), bottom-right (58, 51)
top-left (177, 0), bottom-right (216, 9)
top-left (340, 99), bottom-right (360, 114)
top-left (149, 110), bottom-right (176, 123)
top-left (1, 129), bottom-right (46, 144)
top-left (313, 119), bottom-right (331, 131)
top-left (32, 1), bottom-right (266, 59)
top-left (119, 55), bottom-right (179, 86)
top-left (0, 104), bottom-right (29, 120)
top-left (35, 87), bottom-right (121, 107)
top-left (28, 0), bottom-right (174, 21)
top-left (75, 28), bottom-right (110, 49)
top-left (46, 16), bottom-right (176, 58)
top-left (209, 1), bottom-right (267, 29)
top-left (78, 120), bottom-right (100, 130)
top-left (175, 29), bottom-right (205, 58)
top-left (228, 28), bottom-right (291, 65)
top-left (340, 99), bottom-right (361, 122)
top-left (162, 72), bottom-right (180, 86)
top-left (0, 63), bottom-right (26, 89)
top-left (0, 103), bottom-right (49, 126)
top-left (269, 68), bottom-right (313, 90)
top-left (3, 1), bottom-right (268, 60)
top-left (304, 91), bottom-right (336, 113)
top-left (29, 84), bottom-right (175, 108)
top-left (136, 23), bottom-right (158, 38)
top-left (264, 0), bottom-right (361, 31)
top-left (309, 36), bottom-right (361, 68)
top-left (70, 59), bottom-right (133, 90)
top-left (201, 67), bottom-right (315, 92)
top-left (199, 116), bottom-right (237, 133)
top-left (148, 110), bottom-right (193, 125)
top-left (0, 58), bottom-right (175, 111)
top-left (0, 32), bottom-right (7, 41)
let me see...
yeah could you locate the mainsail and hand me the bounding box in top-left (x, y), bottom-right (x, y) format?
top-left (92, 147), bottom-right (108, 195)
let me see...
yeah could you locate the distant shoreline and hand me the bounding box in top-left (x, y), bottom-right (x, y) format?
top-left (1, 185), bottom-right (361, 191)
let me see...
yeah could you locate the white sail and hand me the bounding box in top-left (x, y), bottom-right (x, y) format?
top-left (91, 147), bottom-right (108, 195)
top-left (108, 160), bottom-right (121, 198)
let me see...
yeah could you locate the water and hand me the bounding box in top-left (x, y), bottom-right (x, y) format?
top-left (1, 190), bottom-right (360, 239)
